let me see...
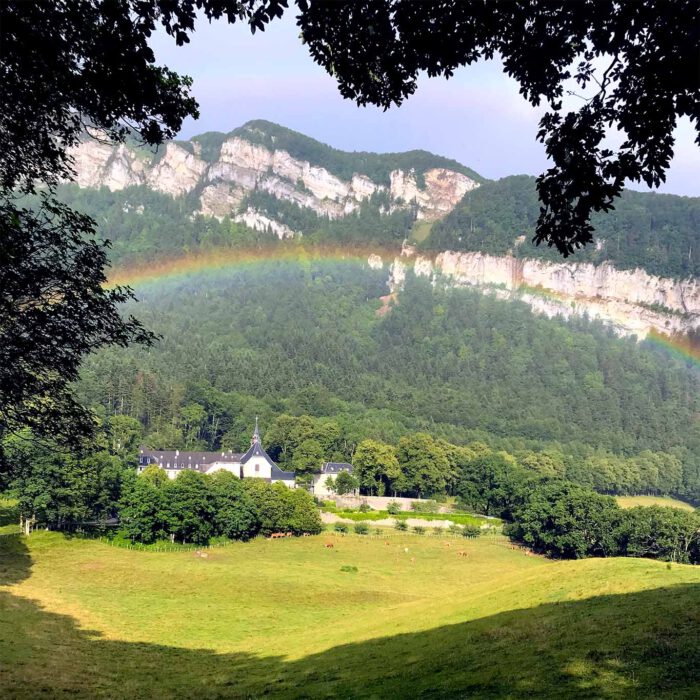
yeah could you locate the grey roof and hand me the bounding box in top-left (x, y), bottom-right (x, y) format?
top-left (321, 462), bottom-right (353, 474)
top-left (240, 441), bottom-right (275, 466)
top-left (138, 448), bottom-right (243, 473)
top-left (271, 463), bottom-right (296, 481)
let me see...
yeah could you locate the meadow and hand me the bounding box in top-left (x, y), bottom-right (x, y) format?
top-left (1, 515), bottom-right (699, 698)
top-left (615, 495), bottom-right (697, 512)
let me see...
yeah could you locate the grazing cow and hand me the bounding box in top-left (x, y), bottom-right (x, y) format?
top-left (324, 542), bottom-right (335, 549)
top-left (385, 541), bottom-right (391, 546)
top-left (269, 532), bottom-right (285, 539)
top-left (410, 557), bottom-right (416, 564)
top-left (457, 550), bottom-right (468, 558)
top-left (302, 533), bottom-right (311, 537)
top-left (444, 543), bottom-right (451, 548)
top-left (285, 532), bottom-right (292, 537)
top-left (200, 552), bottom-right (209, 559)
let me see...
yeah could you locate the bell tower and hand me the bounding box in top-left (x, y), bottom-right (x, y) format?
top-left (251, 416), bottom-right (260, 446)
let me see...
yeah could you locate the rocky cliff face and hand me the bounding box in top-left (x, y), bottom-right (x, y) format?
top-left (68, 134), bottom-right (478, 236)
top-left (386, 244), bottom-right (700, 339)
top-left (68, 127), bottom-right (698, 341)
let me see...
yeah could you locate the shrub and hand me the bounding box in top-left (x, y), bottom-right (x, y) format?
top-left (449, 524), bottom-right (463, 536)
top-left (394, 520), bottom-right (408, 531)
top-left (358, 503), bottom-right (371, 513)
top-left (340, 565), bottom-right (358, 573)
top-left (374, 528), bottom-right (383, 536)
top-left (354, 522), bottom-right (370, 535)
top-left (386, 500), bottom-right (402, 515)
top-left (410, 500), bottom-right (440, 514)
top-left (431, 527), bottom-right (443, 536)
top-left (413, 525), bottom-right (426, 535)
top-left (462, 524), bottom-right (481, 538)
top-left (334, 522), bottom-right (349, 533)
top-left (427, 493), bottom-right (447, 503)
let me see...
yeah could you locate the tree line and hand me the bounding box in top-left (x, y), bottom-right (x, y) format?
top-left (4, 420), bottom-right (699, 564)
top-left (3, 425), bottom-right (321, 545)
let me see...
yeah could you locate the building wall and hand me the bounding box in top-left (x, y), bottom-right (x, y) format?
top-left (312, 473), bottom-right (337, 498)
top-left (204, 461), bottom-right (242, 477)
top-left (241, 456), bottom-right (272, 480)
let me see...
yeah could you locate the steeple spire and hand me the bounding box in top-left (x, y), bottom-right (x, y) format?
top-left (252, 416), bottom-right (260, 445)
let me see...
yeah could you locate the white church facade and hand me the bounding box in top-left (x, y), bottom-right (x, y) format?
top-left (138, 419), bottom-right (296, 487)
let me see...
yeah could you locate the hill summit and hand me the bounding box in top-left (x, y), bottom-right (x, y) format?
top-left (70, 119), bottom-right (482, 237)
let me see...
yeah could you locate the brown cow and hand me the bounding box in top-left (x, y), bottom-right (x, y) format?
top-left (457, 550), bottom-right (469, 558)
top-left (324, 542), bottom-right (334, 549)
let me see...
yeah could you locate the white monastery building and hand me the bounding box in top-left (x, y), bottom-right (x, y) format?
top-left (138, 419), bottom-right (296, 487)
top-left (312, 462), bottom-right (355, 498)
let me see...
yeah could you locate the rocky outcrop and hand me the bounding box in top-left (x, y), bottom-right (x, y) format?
top-left (384, 244), bottom-right (699, 340)
top-left (148, 144), bottom-right (208, 197)
top-left (68, 133), bottom-right (478, 232)
top-left (391, 168), bottom-right (478, 221)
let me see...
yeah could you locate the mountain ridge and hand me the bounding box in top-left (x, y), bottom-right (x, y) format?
top-left (71, 119), bottom-right (481, 228)
top-left (64, 119), bottom-right (699, 340)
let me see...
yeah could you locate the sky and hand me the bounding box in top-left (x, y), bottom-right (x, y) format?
top-left (149, 14), bottom-right (699, 197)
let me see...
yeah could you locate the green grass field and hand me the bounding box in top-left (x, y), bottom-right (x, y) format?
top-left (1, 523), bottom-right (699, 698)
top-left (616, 495), bottom-right (697, 511)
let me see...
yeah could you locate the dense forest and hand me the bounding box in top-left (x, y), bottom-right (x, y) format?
top-left (77, 262), bottom-right (700, 503)
top-left (427, 175), bottom-right (700, 279)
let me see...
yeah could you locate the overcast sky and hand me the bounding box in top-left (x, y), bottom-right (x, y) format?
top-left (149, 14), bottom-right (699, 197)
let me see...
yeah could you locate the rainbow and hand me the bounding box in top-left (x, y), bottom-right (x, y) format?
top-left (107, 243), bottom-right (398, 289)
top-left (646, 329), bottom-right (700, 369)
top-left (108, 244), bottom-right (700, 370)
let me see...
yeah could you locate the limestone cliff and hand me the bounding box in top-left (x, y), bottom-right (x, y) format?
top-left (385, 244), bottom-right (700, 340)
top-left (68, 130), bottom-right (478, 233)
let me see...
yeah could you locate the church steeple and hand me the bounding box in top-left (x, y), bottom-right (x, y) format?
top-left (251, 416), bottom-right (260, 445)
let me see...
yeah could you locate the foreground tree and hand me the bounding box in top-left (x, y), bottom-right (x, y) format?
top-left (294, 1), bottom-right (699, 254)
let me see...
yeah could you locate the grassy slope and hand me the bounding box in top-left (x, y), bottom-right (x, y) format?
top-left (1, 531), bottom-right (699, 698)
top-left (616, 495), bottom-right (696, 512)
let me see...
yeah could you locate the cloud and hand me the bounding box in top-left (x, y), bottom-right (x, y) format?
top-left (149, 16), bottom-right (698, 195)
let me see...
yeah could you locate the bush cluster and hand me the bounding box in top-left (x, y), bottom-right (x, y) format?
top-left (507, 482), bottom-right (700, 563)
top-left (119, 467), bottom-right (322, 545)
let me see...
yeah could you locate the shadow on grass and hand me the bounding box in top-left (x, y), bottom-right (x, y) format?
top-left (0, 565), bottom-right (698, 698)
top-left (0, 534), bottom-right (31, 585)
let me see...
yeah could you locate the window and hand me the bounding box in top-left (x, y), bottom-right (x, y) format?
top-left (255, 464), bottom-right (260, 473)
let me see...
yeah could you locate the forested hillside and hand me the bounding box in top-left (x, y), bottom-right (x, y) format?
top-left (78, 262), bottom-right (700, 502)
top-left (426, 175), bottom-right (700, 279)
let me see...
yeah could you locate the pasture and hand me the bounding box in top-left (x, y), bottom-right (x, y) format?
top-left (615, 495), bottom-right (696, 511)
top-left (1, 528), bottom-right (699, 698)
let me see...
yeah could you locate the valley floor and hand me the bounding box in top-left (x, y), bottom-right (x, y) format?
top-left (0, 529), bottom-right (699, 698)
